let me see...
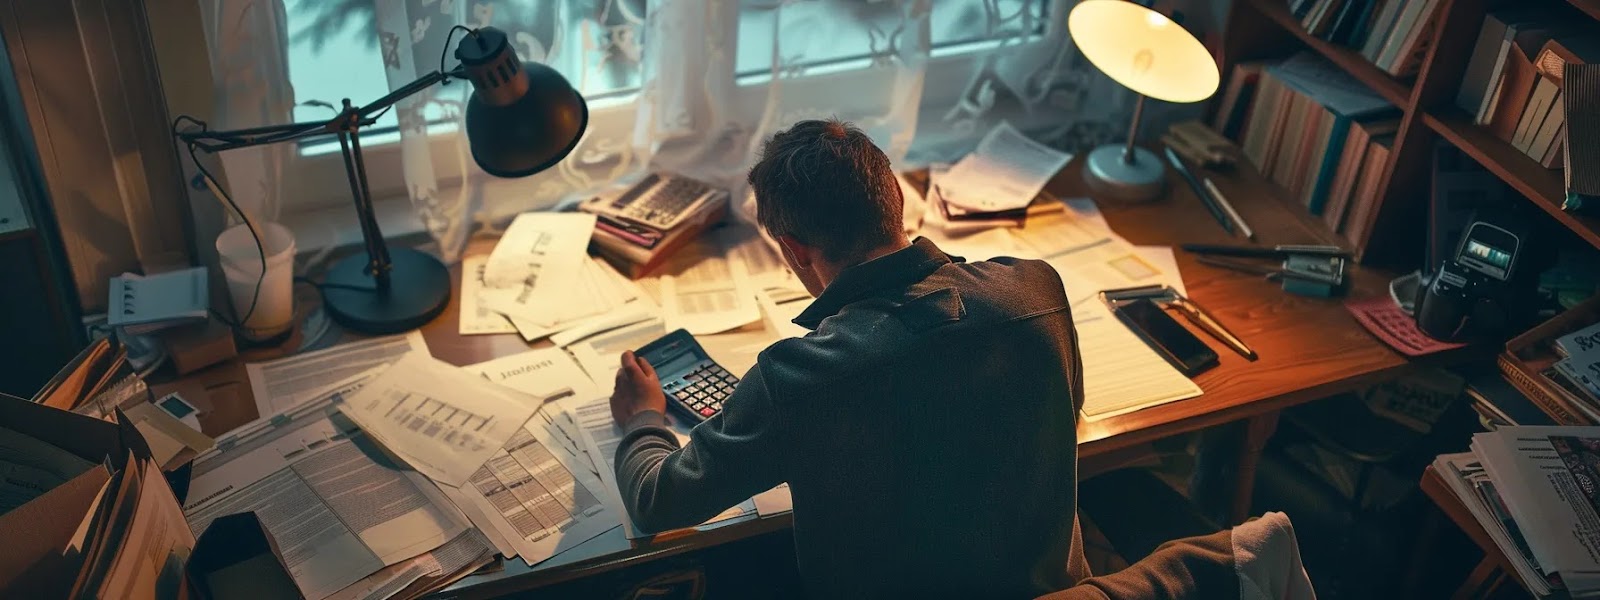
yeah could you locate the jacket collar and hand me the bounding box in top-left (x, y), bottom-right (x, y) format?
top-left (793, 237), bottom-right (955, 330)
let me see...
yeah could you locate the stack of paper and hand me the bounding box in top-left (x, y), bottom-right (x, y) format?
top-left (1435, 426), bottom-right (1600, 598)
top-left (458, 213), bottom-right (657, 344)
top-left (184, 372), bottom-right (497, 600)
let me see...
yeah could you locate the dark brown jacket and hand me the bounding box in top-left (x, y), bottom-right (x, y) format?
top-left (616, 238), bottom-right (1089, 597)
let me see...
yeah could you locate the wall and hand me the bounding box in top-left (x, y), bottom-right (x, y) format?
top-left (0, 0), bottom-right (194, 314)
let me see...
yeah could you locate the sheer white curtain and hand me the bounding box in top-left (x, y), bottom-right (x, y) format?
top-left (207, 0), bottom-right (1226, 264)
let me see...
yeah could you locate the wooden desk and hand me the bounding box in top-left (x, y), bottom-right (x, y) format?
top-left (161, 157), bottom-right (1417, 597)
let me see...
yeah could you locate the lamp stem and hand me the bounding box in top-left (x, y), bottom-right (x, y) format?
top-left (1123, 93), bottom-right (1147, 165)
top-left (334, 115), bottom-right (390, 289)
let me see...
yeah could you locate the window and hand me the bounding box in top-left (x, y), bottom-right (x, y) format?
top-left (279, 0), bottom-right (1055, 213)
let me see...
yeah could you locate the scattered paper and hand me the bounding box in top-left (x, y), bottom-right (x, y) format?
top-left (338, 354), bottom-right (541, 487)
top-left (468, 349), bottom-right (601, 471)
top-left (757, 288), bottom-right (811, 341)
top-left (482, 212), bottom-right (596, 288)
top-left (184, 381), bottom-right (469, 600)
top-left (244, 331), bottom-right (429, 423)
top-left (935, 122), bottom-right (1072, 213)
top-left (720, 226), bottom-right (802, 293)
top-left (569, 396), bottom-right (756, 538)
top-left (459, 255), bottom-right (518, 335)
top-left (660, 253), bottom-right (760, 335)
top-left (481, 213), bottom-right (598, 328)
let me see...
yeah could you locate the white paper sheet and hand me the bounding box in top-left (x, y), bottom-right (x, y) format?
top-left (482, 212), bottom-right (596, 287)
top-left (338, 354), bottom-right (540, 487)
top-left (244, 331), bottom-right (429, 423)
top-left (467, 349), bottom-right (601, 471)
top-left (660, 253), bottom-right (760, 335)
top-left (756, 288), bottom-right (811, 341)
top-left (447, 418), bottom-right (619, 566)
top-left (569, 396), bottom-right (757, 538)
top-left (935, 122), bottom-right (1072, 213)
top-left (752, 484), bottom-right (793, 516)
top-left (184, 382), bottom-right (470, 600)
top-left (720, 226), bottom-right (803, 293)
top-left (499, 258), bottom-right (656, 342)
top-left (459, 255), bottom-right (518, 335)
top-left (1070, 301), bottom-right (1203, 421)
top-left (481, 213), bottom-right (598, 324)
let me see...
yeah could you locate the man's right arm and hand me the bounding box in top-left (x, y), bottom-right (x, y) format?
top-left (614, 365), bottom-right (788, 534)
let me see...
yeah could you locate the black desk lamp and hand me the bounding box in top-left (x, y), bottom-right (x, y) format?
top-left (177, 27), bottom-right (588, 334)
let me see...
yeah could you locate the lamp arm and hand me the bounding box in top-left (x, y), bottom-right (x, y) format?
top-left (175, 67), bottom-right (467, 153)
top-left (355, 67), bottom-right (467, 120)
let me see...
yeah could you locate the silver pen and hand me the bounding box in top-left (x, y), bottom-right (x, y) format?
top-left (1202, 178), bottom-right (1255, 241)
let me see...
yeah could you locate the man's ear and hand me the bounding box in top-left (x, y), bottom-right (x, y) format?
top-left (776, 235), bottom-right (817, 272)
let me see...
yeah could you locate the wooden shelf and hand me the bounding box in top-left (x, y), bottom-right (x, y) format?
top-left (1246, 0), bottom-right (1412, 106)
top-left (1422, 109), bottom-right (1600, 250)
top-left (1573, 0), bottom-right (1600, 21)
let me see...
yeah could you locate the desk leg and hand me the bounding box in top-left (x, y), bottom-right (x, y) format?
top-left (1229, 411), bottom-right (1280, 525)
top-left (1452, 558), bottom-right (1504, 600)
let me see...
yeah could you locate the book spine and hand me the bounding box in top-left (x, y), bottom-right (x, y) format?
top-left (1497, 353), bottom-right (1590, 425)
top-left (1308, 117), bottom-right (1353, 214)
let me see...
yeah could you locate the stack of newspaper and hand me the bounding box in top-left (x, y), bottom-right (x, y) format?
top-left (1434, 426), bottom-right (1600, 598)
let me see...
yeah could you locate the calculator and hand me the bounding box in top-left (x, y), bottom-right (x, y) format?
top-left (582, 172), bottom-right (725, 231)
top-left (636, 329), bottom-right (739, 423)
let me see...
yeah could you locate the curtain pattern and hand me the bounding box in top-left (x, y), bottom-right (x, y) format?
top-left (220, 0), bottom-right (1225, 264)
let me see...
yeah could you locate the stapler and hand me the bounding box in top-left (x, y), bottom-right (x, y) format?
top-left (1181, 244), bottom-right (1349, 297)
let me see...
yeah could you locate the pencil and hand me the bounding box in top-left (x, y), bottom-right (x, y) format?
top-left (1202, 178), bottom-right (1255, 241)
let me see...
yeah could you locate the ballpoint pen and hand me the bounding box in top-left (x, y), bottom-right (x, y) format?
top-left (1170, 296), bottom-right (1258, 361)
top-left (1163, 147), bottom-right (1234, 235)
top-left (1201, 178), bottom-right (1255, 241)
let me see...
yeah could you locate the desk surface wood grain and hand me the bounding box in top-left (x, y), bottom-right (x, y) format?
top-left (1049, 157), bottom-right (1412, 454)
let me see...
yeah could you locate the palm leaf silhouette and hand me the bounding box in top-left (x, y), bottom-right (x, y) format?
top-left (290, 0), bottom-right (378, 51)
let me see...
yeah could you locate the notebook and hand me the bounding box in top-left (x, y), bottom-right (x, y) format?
top-left (107, 267), bottom-right (209, 335)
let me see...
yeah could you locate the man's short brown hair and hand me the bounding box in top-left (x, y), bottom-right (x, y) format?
top-left (747, 119), bottom-right (902, 263)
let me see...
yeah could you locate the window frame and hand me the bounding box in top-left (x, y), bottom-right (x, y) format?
top-left (270, 1), bottom-right (1069, 217)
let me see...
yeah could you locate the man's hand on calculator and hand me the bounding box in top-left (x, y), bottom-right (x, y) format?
top-left (611, 350), bottom-right (668, 426)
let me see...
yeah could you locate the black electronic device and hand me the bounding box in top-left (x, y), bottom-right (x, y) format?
top-left (1107, 298), bottom-right (1220, 376)
top-left (1415, 219), bottom-right (1532, 342)
top-left (637, 329), bottom-right (738, 423)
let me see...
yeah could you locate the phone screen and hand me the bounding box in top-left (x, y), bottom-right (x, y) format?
top-left (1114, 299), bottom-right (1219, 376)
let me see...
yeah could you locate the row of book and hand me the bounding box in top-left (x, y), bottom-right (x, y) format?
top-left (1287, 0), bottom-right (1443, 78)
top-left (1454, 7), bottom-right (1600, 170)
top-left (1434, 425), bottom-right (1600, 598)
top-left (1213, 52), bottom-right (1397, 247)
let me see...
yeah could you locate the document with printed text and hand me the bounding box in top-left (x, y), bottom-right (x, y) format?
top-left (339, 354), bottom-right (541, 487)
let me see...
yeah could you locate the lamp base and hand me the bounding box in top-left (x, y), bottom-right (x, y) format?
top-left (1084, 144), bottom-right (1166, 203)
top-left (322, 247), bottom-right (451, 334)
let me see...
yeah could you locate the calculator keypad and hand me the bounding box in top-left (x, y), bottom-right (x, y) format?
top-left (663, 361), bottom-right (738, 421)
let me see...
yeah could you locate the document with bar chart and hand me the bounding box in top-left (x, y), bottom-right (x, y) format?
top-left (339, 354), bottom-right (540, 487)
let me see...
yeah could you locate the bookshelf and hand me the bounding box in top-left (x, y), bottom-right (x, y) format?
top-left (1223, 0), bottom-right (1600, 267)
top-left (1247, 0), bottom-right (1411, 105)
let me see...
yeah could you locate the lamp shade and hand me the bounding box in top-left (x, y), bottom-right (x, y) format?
top-left (456, 27), bottom-right (589, 178)
top-left (1068, 0), bottom-right (1220, 103)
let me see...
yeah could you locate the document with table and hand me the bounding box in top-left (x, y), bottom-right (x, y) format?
top-left (183, 375), bottom-right (484, 600)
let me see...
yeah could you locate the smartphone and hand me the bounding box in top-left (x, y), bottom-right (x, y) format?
top-left (1109, 298), bottom-right (1219, 377)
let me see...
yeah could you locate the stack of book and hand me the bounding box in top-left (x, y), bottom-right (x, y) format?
top-left (1434, 426), bottom-right (1600, 598)
top-left (1552, 322), bottom-right (1600, 411)
top-left (1288, 0), bottom-right (1444, 78)
top-left (1454, 8), bottom-right (1600, 169)
top-left (1221, 53), bottom-right (1399, 245)
top-left (586, 178), bottom-right (729, 279)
